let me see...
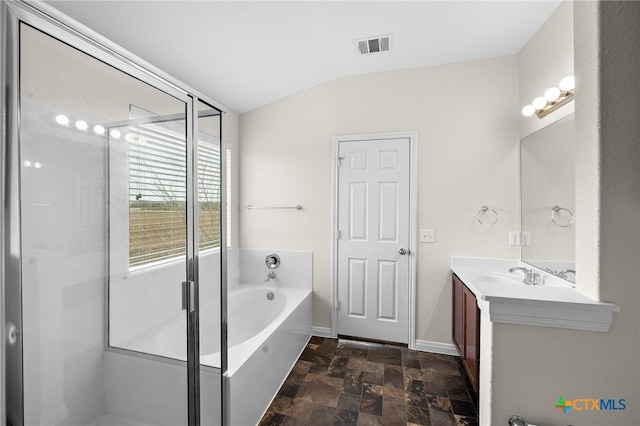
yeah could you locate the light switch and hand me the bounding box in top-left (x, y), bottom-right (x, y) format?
top-left (420, 229), bottom-right (435, 243)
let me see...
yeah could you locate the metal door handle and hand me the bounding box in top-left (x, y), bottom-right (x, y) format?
top-left (399, 248), bottom-right (408, 255)
top-left (182, 281), bottom-right (195, 312)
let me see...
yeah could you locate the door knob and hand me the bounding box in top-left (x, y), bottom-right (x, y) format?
top-left (399, 248), bottom-right (408, 255)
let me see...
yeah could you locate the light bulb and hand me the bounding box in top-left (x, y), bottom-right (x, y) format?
top-left (110, 129), bottom-right (121, 139)
top-left (532, 97), bottom-right (547, 110)
top-left (34, 162), bottom-right (42, 169)
top-left (522, 105), bottom-right (536, 117)
top-left (544, 87), bottom-right (561, 102)
top-left (75, 120), bottom-right (88, 131)
top-left (55, 114), bottom-right (69, 126)
top-left (23, 160), bottom-right (32, 168)
top-left (559, 75), bottom-right (575, 92)
top-left (93, 125), bottom-right (105, 135)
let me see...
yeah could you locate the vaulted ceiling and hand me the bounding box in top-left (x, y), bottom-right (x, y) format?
top-left (45, 1), bottom-right (561, 114)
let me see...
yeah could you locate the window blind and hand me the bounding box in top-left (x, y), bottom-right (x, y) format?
top-left (127, 122), bottom-right (221, 267)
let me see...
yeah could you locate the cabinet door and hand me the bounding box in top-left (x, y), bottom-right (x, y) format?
top-left (452, 275), bottom-right (464, 355)
top-left (463, 285), bottom-right (480, 392)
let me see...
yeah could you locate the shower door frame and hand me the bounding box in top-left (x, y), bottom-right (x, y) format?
top-left (1, 1), bottom-right (229, 425)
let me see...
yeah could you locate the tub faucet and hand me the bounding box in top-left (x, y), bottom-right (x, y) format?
top-left (508, 266), bottom-right (540, 285)
top-left (264, 270), bottom-right (276, 282)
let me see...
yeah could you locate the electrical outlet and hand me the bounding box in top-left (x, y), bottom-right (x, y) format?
top-left (509, 231), bottom-right (521, 246)
top-left (420, 229), bottom-right (436, 243)
top-left (521, 231), bottom-right (531, 246)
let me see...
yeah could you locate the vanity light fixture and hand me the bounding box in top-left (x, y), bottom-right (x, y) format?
top-left (522, 75), bottom-right (575, 118)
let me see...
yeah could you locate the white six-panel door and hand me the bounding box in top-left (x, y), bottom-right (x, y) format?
top-left (336, 137), bottom-right (411, 343)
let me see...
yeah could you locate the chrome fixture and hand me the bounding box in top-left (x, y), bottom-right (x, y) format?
top-left (508, 266), bottom-right (540, 285)
top-left (508, 415), bottom-right (526, 426)
top-left (557, 269), bottom-right (576, 279)
top-left (245, 204), bottom-right (302, 210)
top-left (522, 75), bottom-right (575, 118)
top-left (551, 205), bottom-right (575, 227)
top-left (7, 322), bottom-right (19, 346)
top-left (265, 253), bottom-right (280, 281)
top-left (265, 253), bottom-right (281, 269)
top-left (476, 205), bottom-right (498, 226)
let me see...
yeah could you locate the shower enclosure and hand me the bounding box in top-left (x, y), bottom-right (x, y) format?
top-left (2, 1), bottom-right (227, 425)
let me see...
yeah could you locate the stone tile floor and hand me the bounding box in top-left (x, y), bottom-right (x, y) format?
top-left (259, 336), bottom-right (478, 426)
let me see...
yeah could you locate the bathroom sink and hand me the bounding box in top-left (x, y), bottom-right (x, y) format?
top-left (471, 272), bottom-right (525, 285)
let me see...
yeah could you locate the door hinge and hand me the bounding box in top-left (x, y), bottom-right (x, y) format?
top-left (336, 300), bottom-right (341, 311)
top-left (336, 156), bottom-right (344, 167)
top-left (336, 230), bottom-right (341, 239)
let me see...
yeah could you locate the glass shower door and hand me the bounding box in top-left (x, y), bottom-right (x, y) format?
top-left (5, 16), bottom-right (204, 426)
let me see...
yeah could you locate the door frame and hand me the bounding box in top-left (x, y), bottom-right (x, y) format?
top-left (331, 131), bottom-right (418, 349)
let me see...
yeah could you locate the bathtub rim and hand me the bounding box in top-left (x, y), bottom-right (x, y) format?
top-left (107, 284), bottom-right (311, 376)
top-left (202, 285), bottom-right (311, 375)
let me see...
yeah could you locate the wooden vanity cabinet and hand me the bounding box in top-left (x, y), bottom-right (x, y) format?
top-left (452, 273), bottom-right (480, 392)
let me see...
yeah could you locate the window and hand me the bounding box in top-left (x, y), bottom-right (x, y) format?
top-left (197, 140), bottom-right (221, 251)
top-left (127, 118), bottom-right (222, 268)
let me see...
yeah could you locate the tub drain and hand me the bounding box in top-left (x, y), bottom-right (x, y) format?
top-left (266, 291), bottom-right (275, 301)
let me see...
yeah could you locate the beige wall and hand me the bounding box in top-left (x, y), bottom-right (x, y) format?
top-left (482, 1), bottom-right (640, 424)
top-left (239, 56), bottom-right (520, 343)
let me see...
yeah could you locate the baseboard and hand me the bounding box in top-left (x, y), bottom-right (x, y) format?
top-left (310, 330), bottom-right (458, 357)
top-left (312, 326), bottom-right (334, 338)
top-left (414, 339), bottom-right (458, 356)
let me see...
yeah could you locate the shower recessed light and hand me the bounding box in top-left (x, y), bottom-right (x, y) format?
top-left (34, 162), bottom-right (42, 169)
top-left (75, 120), bottom-right (88, 131)
top-left (110, 129), bottom-right (121, 139)
top-left (93, 125), bottom-right (105, 135)
top-left (23, 160), bottom-right (32, 168)
top-left (55, 114), bottom-right (69, 125)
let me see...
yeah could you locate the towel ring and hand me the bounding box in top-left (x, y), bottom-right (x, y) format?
top-left (476, 205), bottom-right (498, 226)
top-left (551, 205), bottom-right (574, 227)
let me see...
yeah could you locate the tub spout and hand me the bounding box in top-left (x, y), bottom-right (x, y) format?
top-left (264, 270), bottom-right (276, 282)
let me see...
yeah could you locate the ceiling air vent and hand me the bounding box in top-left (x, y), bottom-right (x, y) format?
top-left (355, 34), bottom-right (392, 55)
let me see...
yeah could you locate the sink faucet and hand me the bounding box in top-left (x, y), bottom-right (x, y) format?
top-left (508, 266), bottom-right (540, 285)
top-left (557, 269), bottom-right (575, 279)
top-left (264, 270), bottom-right (276, 282)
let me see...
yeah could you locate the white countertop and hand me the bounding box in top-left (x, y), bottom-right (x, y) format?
top-left (451, 257), bottom-right (619, 332)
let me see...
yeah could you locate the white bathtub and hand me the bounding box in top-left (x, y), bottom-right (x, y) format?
top-left (151, 284), bottom-right (310, 373)
top-left (107, 283), bottom-right (312, 425)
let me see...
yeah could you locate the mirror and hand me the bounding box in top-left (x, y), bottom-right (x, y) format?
top-left (521, 113), bottom-right (575, 282)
